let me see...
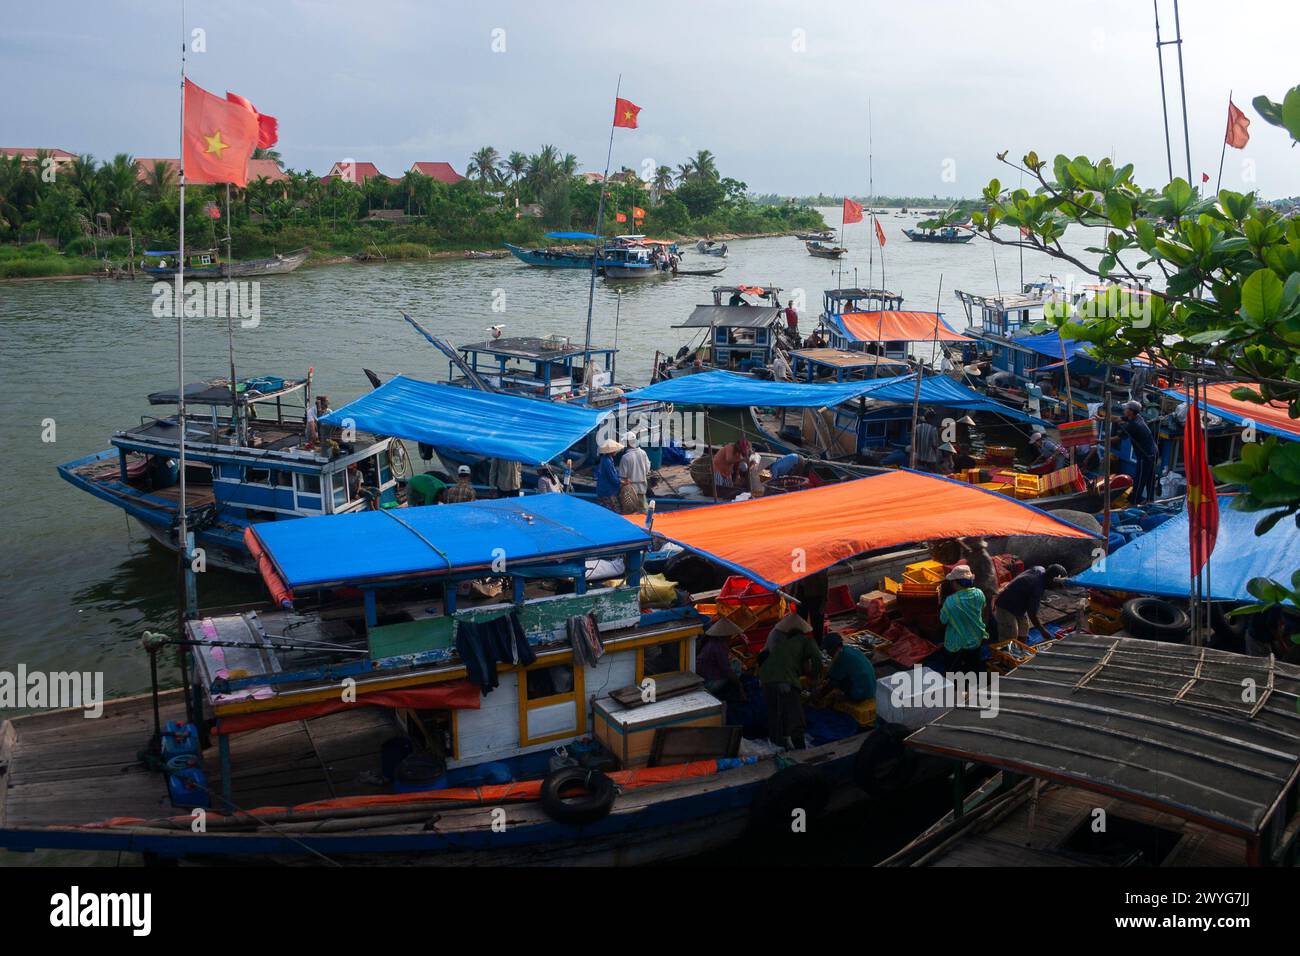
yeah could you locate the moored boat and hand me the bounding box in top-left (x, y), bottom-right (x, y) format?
top-left (806, 240), bottom-right (846, 259)
top-left (901, 226), bottom-right (974, 243)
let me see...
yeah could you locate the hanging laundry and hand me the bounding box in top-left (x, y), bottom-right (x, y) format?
top-left (567, 613), bottom-right (604, 667)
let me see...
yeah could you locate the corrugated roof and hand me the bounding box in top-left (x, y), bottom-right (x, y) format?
top-left (907, 634), bottom-right (1300, 837)
top-left (674, 305), bottom-right (783, 329)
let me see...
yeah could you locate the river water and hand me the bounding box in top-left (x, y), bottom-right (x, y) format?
top-left (0, 210), bottom-right (1100, 705)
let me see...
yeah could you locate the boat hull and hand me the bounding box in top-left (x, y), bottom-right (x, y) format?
top-left (143, 248), bottom-right (310, 278)
top-left (503, 243), bottom-right (595, 269)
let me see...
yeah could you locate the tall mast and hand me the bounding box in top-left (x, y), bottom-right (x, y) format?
top-left (176, 1), bottom-right (189, 616)
top-left (582, 74), bottom-right (622, 391)
top-left (868, 100), bottom-right (875, 290)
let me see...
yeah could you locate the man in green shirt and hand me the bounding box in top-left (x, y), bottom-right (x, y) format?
top-left (758, 612), bottom-right (822, 749)
top-left (819, 633), bottom-right (877, 702)
top-left (940, 566), bottom-right (988, 674)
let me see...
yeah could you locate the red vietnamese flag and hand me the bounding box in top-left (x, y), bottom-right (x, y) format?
top-left (632, 205), bottom-right (646, 220)
top-left (842, 198), bottom-right (863, 224)
top-left (1184, 399), bottom-right (1219, 575)
top-left (874, 218), bottom-right (887, 247)
top-left (613, 97), bottom-right (641, 129)
top-left (183, 79), bottom-right (259, 186)
top-left (1225, 98), bottom-right (1250, 149)
top-left (615, 212), bottom-right (628, 223)
top-left (225, 90), bottom-right (279, 148)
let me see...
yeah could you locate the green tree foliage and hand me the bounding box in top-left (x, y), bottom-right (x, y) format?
top-left (972, 86), bottom-right (1300, 613)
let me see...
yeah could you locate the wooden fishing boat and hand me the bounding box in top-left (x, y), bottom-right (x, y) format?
top-left (901, 227), bottom-right (974, 244)
top-left (673, 265), bottom-right (727, 277)
top-left (695, 240), bottom-right (728, 257)
top-left (883, 634), bottom-right (1300, 868)
top-left (806, 240), bottom-right (846, 259)
top-left (0, 475), bottom-right (1093, 865)
top-left (795, 230), bottom-right (835, 241)
top-left (142, 247), bottom-right (310, 277)
top-left (57, 377), bottom-right (410, 573)
top-left (503, 242), bottom-right (595, 269)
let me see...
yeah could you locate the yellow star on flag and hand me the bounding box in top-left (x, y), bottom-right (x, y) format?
top-left (203, 130), bottom-right (230, 157)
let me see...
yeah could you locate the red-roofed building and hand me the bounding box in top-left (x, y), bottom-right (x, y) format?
top-left (408, 162), bottom-right (465, 184)
top-left (321, 161), bottom-right (386, 185)
top-left (1, 147), bottom-right (77, 172)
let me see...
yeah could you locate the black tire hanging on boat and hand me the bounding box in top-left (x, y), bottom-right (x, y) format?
top-left (852, 722), bottom-right (917, 799)
top-left (749, 764), bottom-right (831, 835)
top-left (1121, 597), bottom-right (1190, 642)
top-left (539, 767), bottom-right (617, 826)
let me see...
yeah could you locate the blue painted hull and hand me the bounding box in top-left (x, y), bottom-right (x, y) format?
top-left (504, 243), bottom-right (595, 269)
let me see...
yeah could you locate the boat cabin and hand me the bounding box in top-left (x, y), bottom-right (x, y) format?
top-left (454, 335), bottom-right (620, 397)
top-left (819, 287), bottom-right (914, 360)
top-left (198, 495), bottom-right (703, 802)
top-left (58, 376), bottom-right (404, 571)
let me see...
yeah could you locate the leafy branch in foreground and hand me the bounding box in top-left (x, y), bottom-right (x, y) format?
top-left (972, 86), bottom-right (1300, 612)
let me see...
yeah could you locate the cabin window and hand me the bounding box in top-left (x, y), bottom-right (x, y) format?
top-left (274, 470), bottom-right (293, 487)
top-left (296, 473), bottom-right (321, 495)
top-left (245, 467), bottom-right (271, 486)
top-left (331, 473), bottom-right (348, 508)
top-left (638, 638), bottom-right (688, 682)
top-left (518, 656), bottom-right (585, 746)
top-left (377, 451), bottom-right (392, 486)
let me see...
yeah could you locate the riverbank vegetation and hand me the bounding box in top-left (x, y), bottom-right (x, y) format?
top-left (0, 147), bottom-right (825, 278)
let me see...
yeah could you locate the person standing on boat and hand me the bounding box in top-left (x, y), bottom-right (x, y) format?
top-left (757, 612), bottom-right (821, 749)
top-left (305, 394), bottom-right (331, 447)
top-left (940, 566), bottom-right (988, 673)
top-left (794, 568), bottom-right (830, 644)
top-left (441, 465), bottom-right (477, 504)
top-left (769, 349), bottom-right (792, 382)
top-left (618, 431), bottom-right (651, 513)
top-left (957, 537), bottom-right (999, 611)
top-left (1113, 401), bottom-right (1157, 504)
top-left (595, 438), bottom-right (623, 511)
top-left (784, 302), bottom-right (799, 334)
top-left (489, 457), bottom-right (522, 498)
top-left (912, 410), bottom-right (941, 472)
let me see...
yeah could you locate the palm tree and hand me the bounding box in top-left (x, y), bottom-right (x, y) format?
top-left (674, 161), bottom-right (694, 185)
top-left (143, 160), bottom-right (176, 203)
top-left (689, 150), bottom-right (719, 182)
top-left (252, 146), bottom-right (283, 167)
top-left (652, 165), bottom-right (674, 200)
top-left (504, 151), bottom-right (528, 184)
top-left (67, 154), bottom-right (102, 214)
top-left (559, 153), bottom-right (580, 178)
top-left (98, 154), bottom-right (140, 232)
top-left (468, 146), bottom-right (502, 188)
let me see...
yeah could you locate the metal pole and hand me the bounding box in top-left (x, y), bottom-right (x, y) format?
top-left (1153, 0), bottom-right (1175, 182)
top-left (176, 2), bottom-right (189, 634)
top-left (582, 75), bottom-right (622, 391)
top-left (1214, 91), bottom-right (1231, 195)
top-left (1173, 0), bottom-right (1193, 184)
top-left (225, 183), bottom-right (238, 442)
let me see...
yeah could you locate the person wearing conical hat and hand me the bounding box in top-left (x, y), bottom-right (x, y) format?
top-left (697, 617), bottom-right (742, 703)
top-left (595, 438), bottom-right (623, 511)
top-left (757, 611), bottom-right (821, 750)
top-left (618, 430), bottom-right (651, 513)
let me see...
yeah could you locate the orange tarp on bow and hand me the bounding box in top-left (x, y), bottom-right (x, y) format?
top-left (1201, 382), bottom-right (1300, 441)
top-left (635, 471), bottom-right (1094, 589)
top-left (838, 311), bottom-right (971, 342)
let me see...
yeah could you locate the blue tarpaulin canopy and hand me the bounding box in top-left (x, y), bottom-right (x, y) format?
top-left (544, 231), bottom-right (602, 240)
top-left (1070, 496), bottom-right (1300, 603)
top-left (320, 375), bottom-right (610, 465)
top-left (1014, 331), bottom-right (1094, 364)
top-left (858, 374), bottom-right (1050, 425)
top-left (252, 494), bottom-right (651, 590)
top-left (623, 369), bottom-right (915, 407)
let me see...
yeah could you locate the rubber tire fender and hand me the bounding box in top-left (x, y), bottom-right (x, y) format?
top-left (852, 722), bottom-right (917, 799)
top-left (750, 763), bottom-right (831, 835)
top-left (1121, 596), bottom-right (1190, 642)
top-left (539, 767), bottom-right (617, 826)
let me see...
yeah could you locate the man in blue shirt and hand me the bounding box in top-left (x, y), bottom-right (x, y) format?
top-left (993, 564), bottom-right (1066, 641)
top-left (1113, 401), bottom-right (1158, 503)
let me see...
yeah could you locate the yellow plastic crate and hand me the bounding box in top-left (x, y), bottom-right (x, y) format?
top-left (902, 560), bottom-right (946, 585)
top-left (833, 697), bottom-right (877, 727)
top-left (977, 481), bottom-right (1013, 495)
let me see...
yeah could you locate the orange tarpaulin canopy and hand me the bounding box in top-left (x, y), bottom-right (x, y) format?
top-left (634, 471), bottom-right (1094, 589)
top-left (1192, 382), bottom-right (1300, 442)
top-left (837, 310), bottom-right (971, 343)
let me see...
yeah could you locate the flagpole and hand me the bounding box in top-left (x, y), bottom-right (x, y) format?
top-left (225, 183), bottom-right (238, 437)
top-left (582, 74), bottom-right (622, 391)
top-left (867, 99), bottom-right (874, 290)
top-left (175, 0), bottom-right (194, 724)
top-left (1214, 91), bottom-right (1232, 195)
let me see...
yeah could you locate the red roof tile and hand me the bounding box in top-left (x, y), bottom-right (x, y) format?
top-left (409, 161), bottom-right (465, 184)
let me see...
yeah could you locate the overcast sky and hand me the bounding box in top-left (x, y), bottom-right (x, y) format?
top-left (3, 0), bottom-right (1299, 198)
